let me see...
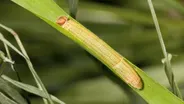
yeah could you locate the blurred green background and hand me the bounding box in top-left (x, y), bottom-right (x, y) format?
top-left (1, 0), bottom-right (184, 104)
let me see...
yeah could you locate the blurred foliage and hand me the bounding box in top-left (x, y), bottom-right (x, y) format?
top-left (0, 0), bottom-right (184, 104)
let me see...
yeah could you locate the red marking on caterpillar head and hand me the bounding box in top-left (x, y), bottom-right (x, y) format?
top-left (56, 16), bottom-right (68, 25)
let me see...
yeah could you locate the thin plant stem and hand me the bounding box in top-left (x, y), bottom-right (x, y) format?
top-left (0, 33), bottom-right (21, 80)
top-left (147, 0), bottom-right (167, 58)
top-left (0, 33), bottom-right (49, 104)
top-left (2, 75), bottom-right (65, 104)
top-left (0, 50), bottom-right (14, 75)
top-left (0, 24), bottom-right (54, 104)
top-left (147, 0), bottom-right (182, 99)
top-left (0, 32), bottom-right (31, 103)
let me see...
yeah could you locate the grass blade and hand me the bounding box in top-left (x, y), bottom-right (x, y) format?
top-left (0, 78), bottom-right (27, 104)
top-left (147, 0), bottom-right (182, 99)
top-left (2, 75), bottom-right (65, 104)
top-left (0, 92), bottom-right (18, 104)
top-left (0, 29), bottom-right (53, 103)
top-left (10, 0), bottom-right (184, 103)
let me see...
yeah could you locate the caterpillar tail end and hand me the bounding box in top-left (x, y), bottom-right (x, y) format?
top-left (113, 59), bottom-right (143, 90)
top-left (131, 77), bottom-right (143, 90)
top-left (123, 69), bottom-right (143, 90)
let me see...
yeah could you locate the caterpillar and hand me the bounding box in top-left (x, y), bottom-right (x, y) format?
top-left (56, 16), bottom-right (143, 89)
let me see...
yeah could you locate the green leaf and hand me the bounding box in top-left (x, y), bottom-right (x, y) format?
top-left (0, 78), bottom-right (27, 104)
top-left (10, 0), bottom-right (184, 104)
top-left (1, 75), bottom-right (65, 104)
top-left (0, 24), bottom-right (53, 104)
top-left (0, 92), bottom-right (17, 104)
